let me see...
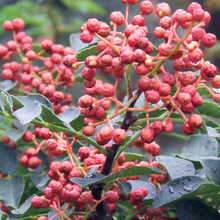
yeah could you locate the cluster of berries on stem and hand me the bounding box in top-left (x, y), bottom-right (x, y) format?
top-left (0, 0), bottom-right (219, 219)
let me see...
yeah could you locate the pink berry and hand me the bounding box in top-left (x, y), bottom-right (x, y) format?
top-left (191, 92), bottom-right (203, 107)
top-left (201, 33), bottom-right (217, 48)
top-left (158, 83), bottom-right (171, 97)
top-left (79, 192), bottom-right (93, 204)
top-left (128, 0), bottom-right (139, 4)
top-left (182, 123), bottom-right (196, 135)
top-left (102, 83), bottom-right (114, 97)
top-left (0, 45), bottom-right (8, 57)
top-left (136, 63), bottom-right (149, 75)
top-left (98, 22), bottom-right (111, 37)
top-left (80, 30), bottom-right (94, 43)
top-left (188, 2), bottom-right (202, 14)
top-left (82, 125), bottom-right (96, 136)
top-left (105, 190), bottom-right (119, 204)
top-left (140, 1), bottom-right (153, 15)
top-left (192, 8), bottom-right (205, 22)
top-left (201, 62), bottom-right (217, 81)
top-left (188, 114), bottom-right (203, 128)
top-left (78, 95), bottom-right (93, 108)
top-left (41, 40), bottom-right (53, 51)
top-left (46, 139), bottom-right (57, 150)
top-left (81, 67), bottom-right (96, 80)
top-left (179, 71), bottom-right (196, 86)
top-left (3, 20), bottom-right (13, 31)
top-left (38, 127), bottom-right (51, 139)
top-left (7, 41), bottom-right (17, 51)
top-left (146, 90), bottom-right (160, 104)
top-left (192, 28), bottom-right (206, 41)
top-left (140, 128), bottom-right (155, 143)
top-left (132, 15), bottom-right (145, 26)
top-left (130, 189), bottom-right (144, 202)
top-left (181, 102), bottom-right (194, 114)
top-left (160, 16), bottom-right (172, 29)
top-left (99, 126), bottom-right (113, 142)
top-left (158, 43), bottom-right (172, 56)
top-left (78, 147), bottom-right (91, 160)
top-left (188, 48), bottom-right (203, 64)
top-left (43, 187), bottom-right (55, 200)
top-left (48, 180), bottom-right (63, 194)
top-left (112, 128), bottom-right (127, 144)
top-left (163, 119), bottom-right (174, 133)
top-left (211, 75), bottom-right (220, 89)
top-left (154, 27), bottom-right (165, 39)
top-left (87, 18), bottom-right (100, 32)
top-left (110, 11), bottom-right (125, 26)
top-left (155, 3), bottom-right (171, 18)
top-left (178, 92), bottom-right (191, 105)
top-left (2, 69), bottom-right (13, 80)
top-left (12, 18), bottom-right (25, 32)
top-left (28, 156), bottom-right (41, 169)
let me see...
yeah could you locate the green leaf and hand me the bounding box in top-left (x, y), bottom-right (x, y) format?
top-left (151, 176), bottom-right (220, 209)
top-left (203, 193), bottom-right (220, 207)
top-left (13, 101), bottom-right (41, 125)
top-left (197, 87), bottom-right (211, 96)
top-left (202, 116), bottom-right (220, 128)
top-left (40, 105), bottom-right (64, 127)
top-left (176, 199), bottom-right (220, 220)
top-left (11, 95), bottom-right (24, 109)
top-left (70, 166), bottom-right (117, 187)
top-left (117, 181), bottom-right (132, 195)
top-left (61, 0), bottom-right (106, 16)
top-left (18, 94), bottom-right (53, 110)
top-left (0, 176), bottom-right (24, 208)
top-left (117, 166), bottom-right (164, 179)
top-left (0, 143), bottom-right (17, 175)
top-left (11, 195), bottom-right (39, 216)
top-left (206, 126), bottom-right (220, 138)
top-left (0, 91), bottom-right (13, 114)
top-left (69, 115), bottom-right (85, 131)
top-left (35, 151), bottom-right (49, 172)
top-left (76, 44), bottom-right (100, 62)
top-left (0, 80), bottom-right (17, 91)
top-left (75, 76), bottom-right (84, 83)
top-left (150, 46), bottom-right (158, 56)
top-left (200, 158), bottom-right (220, 185)
top-left (84, 173), bottom-right (116, 187)
top-left (124, 153), bottom-right (146, 162)
top-left (198, 101), bottom-right (220, 118)
top-left (0, 210), bottom-right (8, 220)
top-left (59, 107), bottom-right (80, 124)
top-left (70, 177), bottom-right (84, 186)
top-left (156, 156), bottom-right (195, 180)
top-left (30, 173), bottom-right (50, 191)
top-left (179, 134), bottom-right (218, 161)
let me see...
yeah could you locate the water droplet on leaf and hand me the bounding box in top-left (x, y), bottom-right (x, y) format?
top-left (168, 186), bottom-right (174, 194)
top-left (183, 185), bottom-right (194, 192)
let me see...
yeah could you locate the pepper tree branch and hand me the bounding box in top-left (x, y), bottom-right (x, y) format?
top-left (89, 90), bottom-right (142, 220)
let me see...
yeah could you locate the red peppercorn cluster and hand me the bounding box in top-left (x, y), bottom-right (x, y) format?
top-left (61, 0), bottom-right (220, 144)
top-left (1, 18), bottom-right (75, 114)
top-left (0, 1), bottom-right (219, 219)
